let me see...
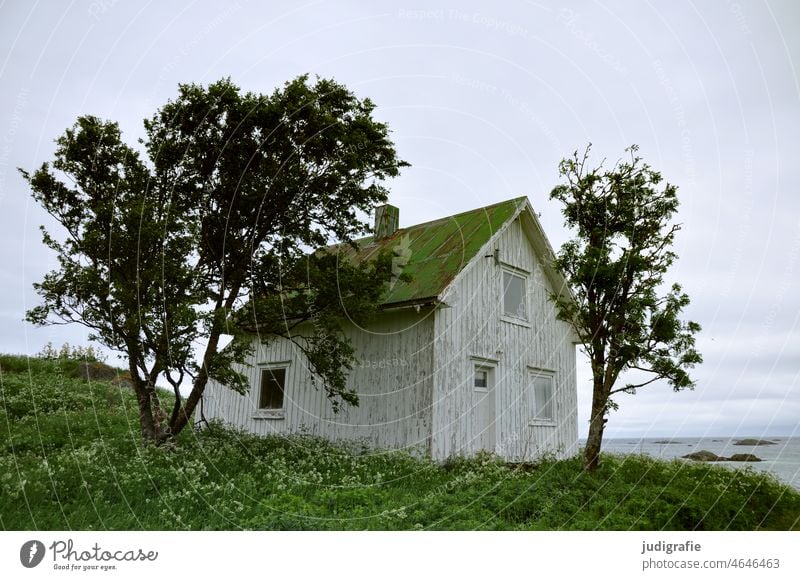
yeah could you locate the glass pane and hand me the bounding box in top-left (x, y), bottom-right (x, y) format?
top-left (503, 272), bottom-right (526, 319)
top-left (533, 375), bottom-right (553, 421)
top-left (259, 368), bottom-right (286, 409)
top-left (474, 369), bottom-right (488, 389)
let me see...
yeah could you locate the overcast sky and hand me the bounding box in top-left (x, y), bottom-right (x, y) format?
top-left (1, 1), bottom-right (798, 438)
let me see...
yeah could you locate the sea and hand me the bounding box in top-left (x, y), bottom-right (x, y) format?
top-left (594, 437), bottom-right (800, 491)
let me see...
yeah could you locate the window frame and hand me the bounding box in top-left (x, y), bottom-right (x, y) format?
top-left (253, 361), bottom-right (290, 419)
top-left (500, 266), bottom-right (530, 326)
top-left (527, 368), bottom-right (556, 426)
top-left (473, 366), bottom-right (491, 392)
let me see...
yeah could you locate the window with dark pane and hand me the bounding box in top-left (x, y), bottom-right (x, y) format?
top-left (259, 368), bottom-right (285, 409)
top-left (474, 368), bottom-right (488, 390)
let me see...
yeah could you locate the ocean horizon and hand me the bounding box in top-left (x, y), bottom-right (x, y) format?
top-left (583, 436), bottom-right (800, 490)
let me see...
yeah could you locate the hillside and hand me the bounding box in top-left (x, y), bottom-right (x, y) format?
top-left (1, 354), bottom-right (798, 530)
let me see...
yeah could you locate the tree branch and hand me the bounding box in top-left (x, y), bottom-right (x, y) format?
top-left (609, 374), bottom-right (663, 395)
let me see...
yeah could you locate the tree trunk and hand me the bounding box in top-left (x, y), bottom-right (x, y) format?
top-left (136, 390), bottom-right (159, 443)
top-left (167, 329), bottom-right (222, 437)
top-left (128, 359), bottom-right (159, 443)
top-left (167, 289), bottom-right (241, 439)
top-left (584, 374), bottom-right (607, 472)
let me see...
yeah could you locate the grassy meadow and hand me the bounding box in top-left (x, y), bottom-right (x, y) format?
top-left (1, 354), bottom-right (798, 530)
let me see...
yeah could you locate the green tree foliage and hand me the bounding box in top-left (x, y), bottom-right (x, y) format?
top-left (549, 145), bottom-right (702, 471)
top-left (20, 76), bottom-right (408, 443)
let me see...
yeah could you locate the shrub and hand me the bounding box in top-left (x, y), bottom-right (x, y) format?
top-left (37, 342), bottom-right (106, 363)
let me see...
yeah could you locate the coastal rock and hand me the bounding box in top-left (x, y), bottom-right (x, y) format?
top-left (682, 450), bottom-right (763, 462)
top-left (727, 454), bottom-right (762, 462)
top-left (733, 439), bottom-right (776, 446)
top-left (682, 450), bottom-right (722, 462)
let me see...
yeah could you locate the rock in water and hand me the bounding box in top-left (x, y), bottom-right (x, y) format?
top-left (682, 450), bottom-right (721, 462)
top-left (683, 450), bottom-right (763, 462)
top-left (727, 454), bottom-right (762, 462)
top-left (733, 439), bottom-right (776, 446)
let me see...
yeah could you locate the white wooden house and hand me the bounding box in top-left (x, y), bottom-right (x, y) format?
top-left (203, 197), bottom-right (579, 461)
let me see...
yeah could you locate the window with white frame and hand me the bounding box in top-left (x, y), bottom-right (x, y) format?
top-left (473, 366), bottom-right (489, 391)
top-left (502, 270), bottom-right (527, 320)
top-left (258, 366), bottom-right (287, 411)
top-left (529, 371), bottom-right (555, 423)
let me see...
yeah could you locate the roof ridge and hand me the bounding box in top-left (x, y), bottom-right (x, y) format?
top-left (352, 196), bottom-right (527, 244)
top-left (393, 195), bottom-right (527, 232)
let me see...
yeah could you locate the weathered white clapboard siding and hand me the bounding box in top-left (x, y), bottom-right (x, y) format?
top-left (431, 215), bottom-right (578, 461)
top-left (204, 308), bottom-right (435, 454)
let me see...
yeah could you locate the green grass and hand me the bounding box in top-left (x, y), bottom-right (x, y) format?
top-left (1, 353), bottom-right (798, 530)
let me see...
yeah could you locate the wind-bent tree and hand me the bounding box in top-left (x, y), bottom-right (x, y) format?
top-left (21, 76), bottom-right (407, 443)
top-left (549, 145), bottom-right (702, 472)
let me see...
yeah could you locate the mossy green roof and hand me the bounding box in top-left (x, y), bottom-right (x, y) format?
top-left (334, 197), bottom-right (527, 307)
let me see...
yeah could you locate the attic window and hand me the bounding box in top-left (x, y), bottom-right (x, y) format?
top-left (502, 270), bottom-right (527, 320)
top-left (258, 367), bottom-right (286, 410)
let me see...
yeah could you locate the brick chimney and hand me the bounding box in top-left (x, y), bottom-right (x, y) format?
top-left (374, 204), bottom-right (399, 240)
